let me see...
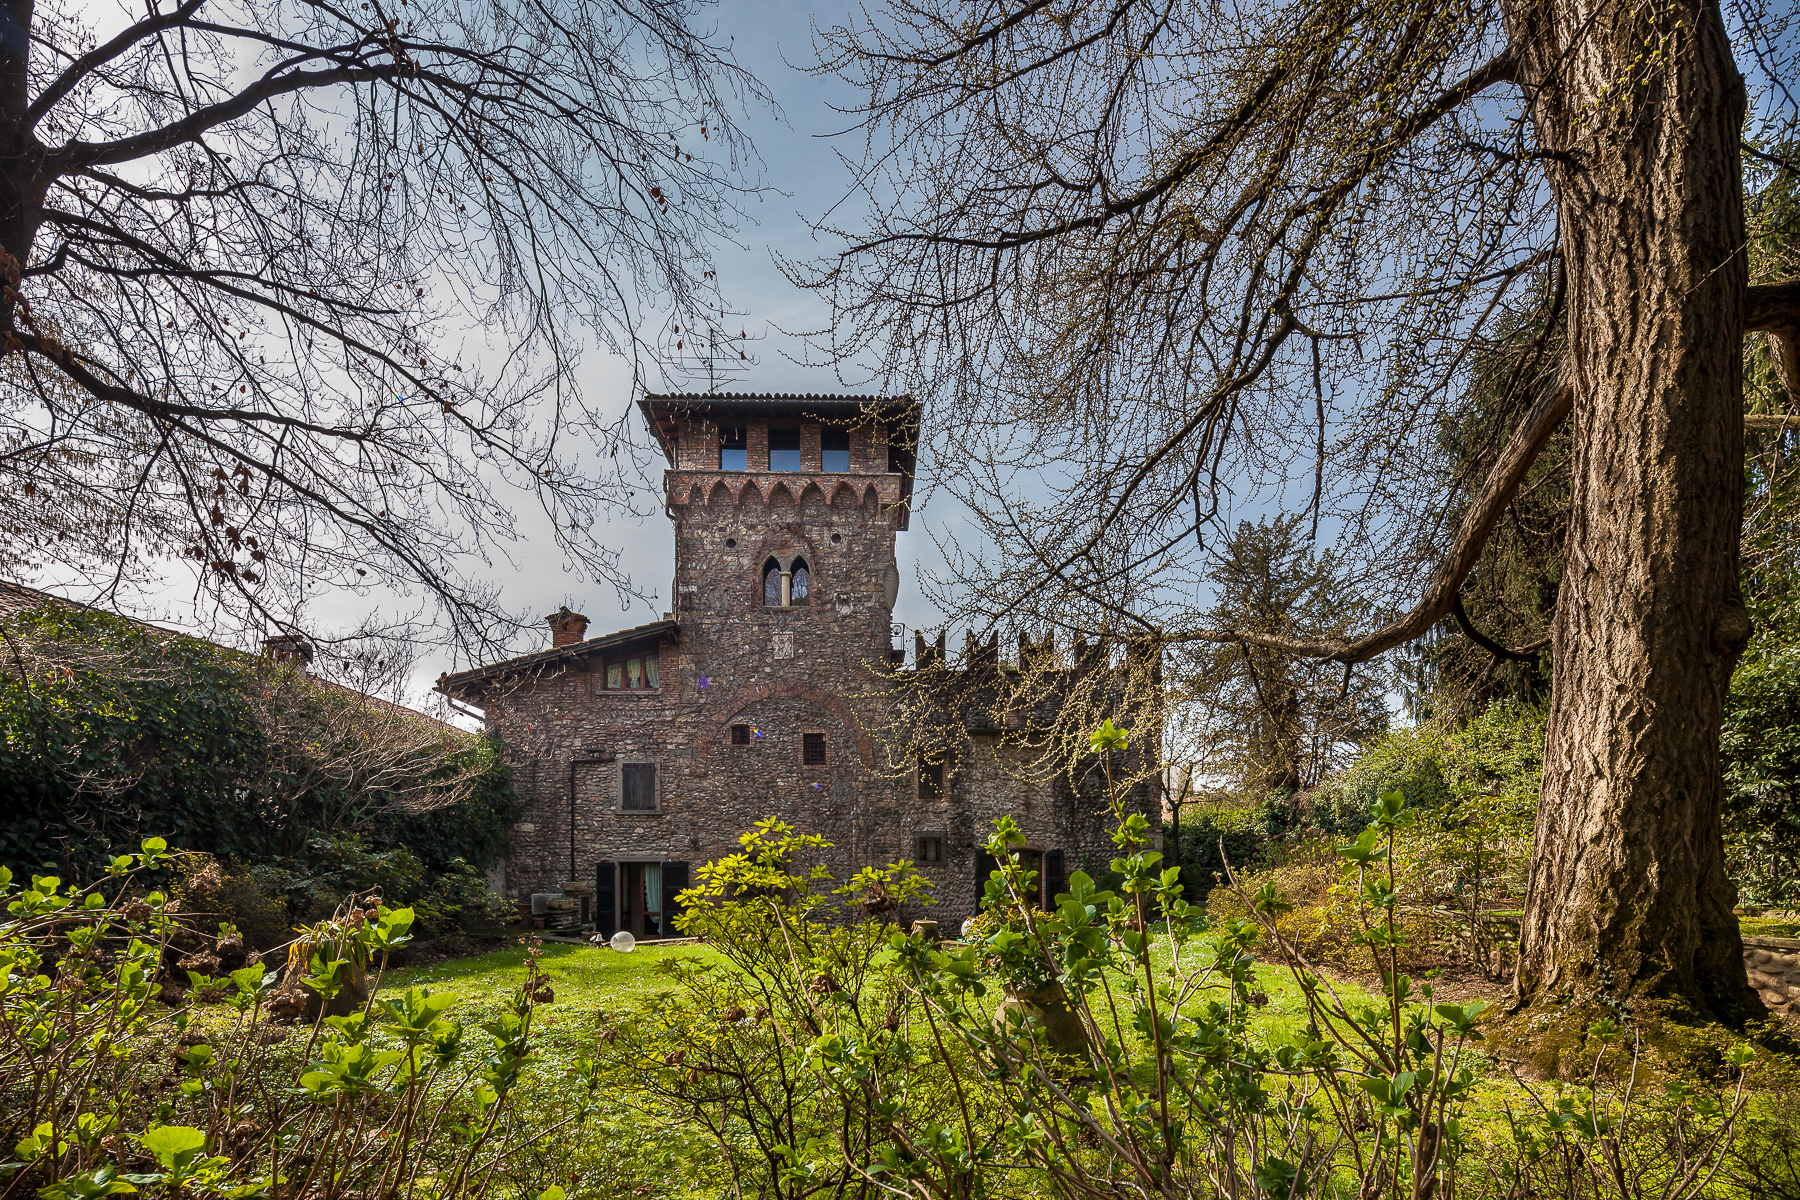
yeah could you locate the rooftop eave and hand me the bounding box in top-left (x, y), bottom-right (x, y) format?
top-left (438, 619), bottom-right (678, 695)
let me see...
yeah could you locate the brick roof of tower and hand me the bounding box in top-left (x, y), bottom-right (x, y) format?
top-left (438, 618), bottom-right (677, 695)
top-left (638, 391), bottom-right (922, 517)
top-left (638, 392), bottom-right (920, 459)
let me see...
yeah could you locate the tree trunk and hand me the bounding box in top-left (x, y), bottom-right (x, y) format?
top-left (1506, 0), bottom-right (1761, 1024)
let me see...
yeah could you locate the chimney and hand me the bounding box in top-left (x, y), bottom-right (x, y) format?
top-left (547, 605), bottom-right (590, 648)
top-left (264, 634), bottom-right (314, 674)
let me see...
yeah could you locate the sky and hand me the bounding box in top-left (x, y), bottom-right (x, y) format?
top-left (25, 0), bottom-right (963, 718)
top-left (450, 0), bottom-right (963, 690)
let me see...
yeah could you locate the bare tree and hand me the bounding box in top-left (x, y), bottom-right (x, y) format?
top-left (799, 0), bottom-right (1800, 1022)
top-left (0, 0), bottom-right (769, 655)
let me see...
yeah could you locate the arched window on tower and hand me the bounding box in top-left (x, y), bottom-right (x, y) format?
top-left (790, 558), bottom-right (810, 605)
top-left (763, 559), bottom-right (783, 606)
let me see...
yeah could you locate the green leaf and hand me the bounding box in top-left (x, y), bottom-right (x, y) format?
top-left (139, 1126), bottom-right (206, 1169)
top-left (1088, 719), bottom-right (1129, 753)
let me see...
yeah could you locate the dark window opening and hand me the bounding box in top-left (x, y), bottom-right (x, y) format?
top-left (763, 558), bottom-right (782, 606)
top-left (790, 558), bottom-right (810, 604)
top-left (914, 835), bottom-right (943, 864)
top-left (803, 732), bottom-right (827, 765)
top-left (622, 762), bottom-right (657, 811)
top-left (1018, 849), bottom-right (1043, 909)
top-left (1044, 849), bottom-right (1066, 908)
top-left (821, 428), bottom-right (850, 472)
top-left (731, 724), bottom-right (751, 745)
top-left (918, 759), bottom-right (943, 799)
top-left (768, 427), bottom-right (801, 472)
top-left (719, 426), bottom-right (746, 471)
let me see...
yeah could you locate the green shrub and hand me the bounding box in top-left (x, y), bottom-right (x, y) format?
top-left (588, 750), bottom-right (1760, 1200)
top-left (1722, 639), bottom-right (1800, 908)
top-left (0, 841), bottom-right (578, 1200)
top-left (171, 854), bottom-right (293, 950)
top-left (0, 602), bottom-right (517, 883)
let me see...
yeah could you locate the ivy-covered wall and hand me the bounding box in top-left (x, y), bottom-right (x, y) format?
top-left (0, 604), bottom-right (516, 880)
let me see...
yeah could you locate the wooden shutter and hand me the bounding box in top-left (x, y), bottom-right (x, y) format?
top-left (594, 861), bottom-right (617, 937)
top-left (975, 851), bottom-right (1000, 913)
top-left (622, 762), bottom-right (657, 811)
top-left (1044, 850), bottom-right (1066, 910)
top-left (662, 860), bottom-right (690, 934)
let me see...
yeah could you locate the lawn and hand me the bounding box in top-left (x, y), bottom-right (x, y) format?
top-left (371, 931), bottom-right (1379, 1053)
top-left (375, 939), bottom-right (729, 1012)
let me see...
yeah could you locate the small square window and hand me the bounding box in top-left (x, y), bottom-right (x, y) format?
top-left (914, 835), bottom-right (943, 864)
top-left (803, 732), bottom-right (827, 765)
top-left (621, 762), bottom-right (657, 811)
top-left (918, 759), bottom-right (943, 799)
top-left (731, 724), bottom-right (751, 745)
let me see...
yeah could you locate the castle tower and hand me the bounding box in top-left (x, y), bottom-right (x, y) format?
top-left (441, 391), bottom-right (1155, 936)
top-left (639, 392), bottom-right (918, 683)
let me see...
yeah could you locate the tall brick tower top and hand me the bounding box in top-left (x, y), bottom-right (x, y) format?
top-left (638, 390), bottom-right (921, 754)
top-left (638, 392), bottom-right (919, 525)
top-left (641, 392), bottom-right (919, 635)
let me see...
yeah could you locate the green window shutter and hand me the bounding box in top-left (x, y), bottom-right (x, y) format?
top-left (594, 861), bottom-right (616, 937)
top-left (662, 860), bottom-right (690, 933)
top-left (975, 851), bottom-right (1000, 913)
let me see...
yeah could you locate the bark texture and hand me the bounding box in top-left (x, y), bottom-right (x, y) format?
top-left (1505, 0), bottom-right (1761, 1021)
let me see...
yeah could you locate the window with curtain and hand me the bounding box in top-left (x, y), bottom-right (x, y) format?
top-left (821, 428), bottom-right (850, 472)
top-left (604, 653), bottom-right (658, 689)
top-left (768, 427), bottom-right (801, 471)
top-left (763, 559), bottom-right (782, 606)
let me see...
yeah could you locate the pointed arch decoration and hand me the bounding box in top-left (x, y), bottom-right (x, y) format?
top-left (707, 480), bottom-right (732, 508)
top-left (736, 479), bottom-right (763, 508)
top-left (830, 481), bottom-right (858, 507)
top-left (799, 481), bottom-right (827, 507)
top-left (768, 481), bottom-right (796, 507)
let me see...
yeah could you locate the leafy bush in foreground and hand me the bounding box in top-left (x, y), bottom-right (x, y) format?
top-left (594, 722), bottom-right (1761, 1200)
top-left (0, 841), bottom-right (578, 1200)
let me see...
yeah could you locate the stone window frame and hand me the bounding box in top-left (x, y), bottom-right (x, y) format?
top-left (913, 833), bottom-right (945, 864)
top-left (617, 758), bottom-right (662, 814)
top-left (730, 723), bottom-right (752, 745)
top-left (800, 729), bottom-right (829, 768)
top-left (758, 550), bottom-right (819, 608)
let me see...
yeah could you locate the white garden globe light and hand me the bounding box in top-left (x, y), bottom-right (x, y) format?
top-left (610, 931), bottom-right (637, 953)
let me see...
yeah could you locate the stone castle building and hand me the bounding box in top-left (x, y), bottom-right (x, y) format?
top-left (440, 393), bottom-right (1160, 937)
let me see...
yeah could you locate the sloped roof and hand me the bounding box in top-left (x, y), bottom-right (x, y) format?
top-left (0, 579), bottom-right (454, 731)
top-left (437, 618), bottom-right (677, 695)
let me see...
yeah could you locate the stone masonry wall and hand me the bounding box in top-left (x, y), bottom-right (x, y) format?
top-left (468, 411), bottom-right (1158, 931)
